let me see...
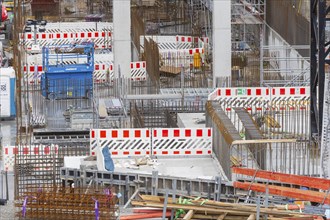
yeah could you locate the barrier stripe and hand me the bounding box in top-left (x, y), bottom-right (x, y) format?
top-left (90, 128), bottom-right (212, 158)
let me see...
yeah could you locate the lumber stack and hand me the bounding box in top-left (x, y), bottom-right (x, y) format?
top-left (130, 194), bottom-right (324, 220)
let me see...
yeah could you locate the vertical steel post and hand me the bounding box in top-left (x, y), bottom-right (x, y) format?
top-left (310, 0), bottom-right (327, 139)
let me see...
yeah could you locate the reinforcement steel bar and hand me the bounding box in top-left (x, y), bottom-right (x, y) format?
top-left (16, 187), bottom-right (118, 220)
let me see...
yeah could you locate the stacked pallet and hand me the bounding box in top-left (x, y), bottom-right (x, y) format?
top-left (130, 194), bottom-right (324, 220)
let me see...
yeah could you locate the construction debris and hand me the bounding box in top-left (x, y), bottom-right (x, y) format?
top-left (130, 194), bottom-right (325, 220)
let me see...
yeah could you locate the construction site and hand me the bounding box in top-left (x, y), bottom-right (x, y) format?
top-left (0, 0), bottom-right (329, 219)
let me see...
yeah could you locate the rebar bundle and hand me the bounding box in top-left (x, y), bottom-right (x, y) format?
top-left (16, 187), bottom-right (119, 220)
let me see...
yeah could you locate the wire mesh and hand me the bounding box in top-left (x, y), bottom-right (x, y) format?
top-left (15, 144), bottom-right (90, 198)
top-left (231, 140), bottom-right (320, 177)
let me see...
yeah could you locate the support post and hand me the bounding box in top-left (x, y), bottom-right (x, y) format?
top-left (214, 176), bottom-right (222, 201)
top-left (113, 0), bottom-right (131, 78)
top-left (5, 171), bottom-right (8, 201)
top-left (171, 179), bottom-right (177, 220)
top-left (256, 195), bottom-right (261, 220)
top-left (151, 171), bottom-right (158, 196)
top-left (162, 189), bottom-right (169, 220)
top-left (212, 0), bottom-right (231, 87)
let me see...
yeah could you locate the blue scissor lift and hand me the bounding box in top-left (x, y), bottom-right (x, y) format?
top-left (41, 43), bottom-right (94, 100)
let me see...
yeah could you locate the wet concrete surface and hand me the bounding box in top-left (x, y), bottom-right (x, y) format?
top-left (0, 119), bottom-right (17, 146)
top-left (0, 120), bottom-right (17, 219)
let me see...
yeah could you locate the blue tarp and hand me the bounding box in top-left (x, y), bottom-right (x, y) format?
top-left (102, 147), bottom-right (114, 171)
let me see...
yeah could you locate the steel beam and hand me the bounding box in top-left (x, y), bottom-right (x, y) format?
top-left (310, 0), bottom-right (329, 139)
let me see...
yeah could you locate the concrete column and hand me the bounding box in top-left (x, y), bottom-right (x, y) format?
top-left (113, 0), bottom-right (131, 78)
top-left (212, 0), bottom-right (231, 87)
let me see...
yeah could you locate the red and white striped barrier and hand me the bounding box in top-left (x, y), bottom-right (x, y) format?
top-left (23, 63), bottom-right (112, 84)
top-left (141, 35), bottom-right (208, 52)
top-left (24, 61), bottom-right (146, 84)
top-left (20, 31), bottom-right (112, 41)
top-left (20, 31), bottom-right (112, 51)
top-left (208, 87), bottom-right (310, 113)
top-left (130, 61), bottom-right (147, 81)
top-left (208, 87), bottom-right (309, 101)
top-left (90, 129), bottom-right (151, 157)
top-left (108, 61), bottom-right (147, 81)
top-left (152, 128), bottom-right (212, 156)
top-left (90, 128), bottom-right (212, 158)
top-left (2, 145), bottom-right (58, 171)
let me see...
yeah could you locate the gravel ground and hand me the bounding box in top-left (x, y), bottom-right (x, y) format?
top-left (0, 201), bottom-right (18, 220)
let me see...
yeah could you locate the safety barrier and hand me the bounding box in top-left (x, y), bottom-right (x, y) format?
top-left (152, 128), bottom-right (212, 156)
top-left (2, 145), bottom-right (58, 171)
top-left (208, 87), bottom-right (310, 114)
top-left (20, 31), bottom-right (112, 51)
top-left (23, 62), bottom-right (112, 84)
top-left (90, 129), bottom-right (151, 157)
top-left (90, 128), bottom-right (212, 157)
top-left (176, 36), bottom-right (209, 50)
top-left (23, 60), bottom-right (146, 83)
top-left (108, 61), bottom-right (147, 81)
top-left (140, 35), bottom-right (208, 53)
top-left (208, 87), bottom-right (309, 101)
top-left (43, 22), bottom-right (113, 33)
top-left (24, 53), bottom-right (114, 83)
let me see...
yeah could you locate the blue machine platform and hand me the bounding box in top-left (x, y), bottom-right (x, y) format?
top-left (41, 43), bottom-right (94, 100)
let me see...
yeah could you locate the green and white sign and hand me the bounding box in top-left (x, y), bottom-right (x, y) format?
top-left (237, 88), bottom-right (246, 96)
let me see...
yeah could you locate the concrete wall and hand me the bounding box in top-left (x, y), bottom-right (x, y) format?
top-left (266, 0), bottom-right (309, 57)
top-left (206, 102), bottom-right (241, 180)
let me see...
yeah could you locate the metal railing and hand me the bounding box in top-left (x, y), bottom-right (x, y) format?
top-left (231, 139), bottom-right (320, 178)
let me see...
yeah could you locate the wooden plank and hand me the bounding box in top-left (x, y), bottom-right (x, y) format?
top-left (132, 208), bottom-right (163, 213)
top-left (231, 139), bottom-right (296, 145)
top-left (232, 167), bottom-right (330, 190)
top-left (233, 181), bottom-right (330, 204)
top-left (138, 194), bottom-right (306, 216)
top-left (217, 212), bottom-right (227, 220)
top-left (192, 214), bottom-right (221, 219)
top-left (120, 211), bottom-right (171, 220)
top-left (183, 210), bottom-right (194, 220)
top-left (131, 200), bottom-right (253, 216)
top-left (131, 200), bottom-right (313, 217)
top-left (247, 214), bottom-right (255, 220)
top-left (98, 99), bottom-right (108, 118)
